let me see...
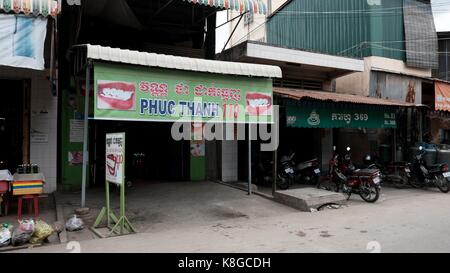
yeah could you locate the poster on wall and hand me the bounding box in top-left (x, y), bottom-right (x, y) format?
top-left (190, 141), bottom-right (205, 157)
top-left (94, 62), bottom-right (273, 124)
top-left (30, 131), bottom-right (48, 143)
top-left (68, 151), bottom-right (83, 165)
top-left (435, 82), bottom-right (450, 112)
top-left (69, 119), bottom-right (84, 143)
top-left (0, 14), bottom-right (47, 70)
top-left (105, 132), bottom-right (125, 185)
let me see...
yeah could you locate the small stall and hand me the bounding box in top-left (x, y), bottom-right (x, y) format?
top-left (0, 165), bottom-right (44, 219)
top-left (0, 170), bottom-right (13, 216)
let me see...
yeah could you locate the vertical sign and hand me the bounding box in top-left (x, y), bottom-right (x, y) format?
top-left (105, 132), bottom-right (125, 185)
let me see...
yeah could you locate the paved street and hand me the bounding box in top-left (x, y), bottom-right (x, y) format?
top-left (12, 185), bottom-right (450, 253)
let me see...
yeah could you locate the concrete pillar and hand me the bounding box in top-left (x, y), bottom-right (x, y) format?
top-left (205, 140), bottom-right (218, 181)
top-left (221, 140), bottom-right (238, 182)
top-left (321, 129), bottom-right (333, 173)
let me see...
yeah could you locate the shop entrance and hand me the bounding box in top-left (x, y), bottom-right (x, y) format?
top-left (91, 121), bottom-right (190, 187)
top-left (0, 79), bottom-right (28, 171)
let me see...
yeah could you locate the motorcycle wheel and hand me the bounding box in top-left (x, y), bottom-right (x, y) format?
top-left (310, 175), bottom-right (319, 186)
top-left (393, 175), bottom-right (409, 189)
top-left (435, 175), bottom-right (450, 193)
top-left (316, 177), bottom-right (339, 192)
top-left (408, 176), bottom-right (424, 189)
top-left (359, 183), bottom-right (380, 203)
top-left (277, 173), bottom-right (292, 190)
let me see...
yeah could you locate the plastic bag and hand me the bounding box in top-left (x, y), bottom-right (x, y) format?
top-left (65, 215), bottom-right (84, 232)
top-left (11, 219), bottom-right (35, 246)
top-left (29, 220), bottom-right (54, 244)
top-left (0, 226), bottom-right (11, 247)
top-left (52, 221), bottom-right (64, 234)
top-left (19, 219), bottom-right (35, 233)
top-left (11, 228), bottom-right (32, 246)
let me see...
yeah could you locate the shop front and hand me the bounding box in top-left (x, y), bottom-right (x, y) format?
top-left (273, 88), bottom-right (417, 177)
top-left (0, 1), bottom-right (60, 194)
top-left (65, 45), bottom-right (281, 205)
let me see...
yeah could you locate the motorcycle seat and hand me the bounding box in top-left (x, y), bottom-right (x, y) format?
top-left (391, 161), bottom-right (409, 166)
top-left (353, 168), bottom-right (379, 176)
top-left (428, 164), bottom-right (445, 173)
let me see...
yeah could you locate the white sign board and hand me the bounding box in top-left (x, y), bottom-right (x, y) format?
top-left (105, 132), bottom-right (125, 185)
top-left (0, 14), bottom-right (47, 70)
top-left (30, 132), bottom-right (48, 143)
top-left (69, 119), bottom-right (84, 143)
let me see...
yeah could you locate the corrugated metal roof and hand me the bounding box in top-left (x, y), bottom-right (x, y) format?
top-left (85, 44), bottom-right (282, 78)
top-left (274, 87), bottom-right (421, 107)
top-left (0, 0), bottom-right (60, 17)
top-left (183, 0), bottom-right (267, 14)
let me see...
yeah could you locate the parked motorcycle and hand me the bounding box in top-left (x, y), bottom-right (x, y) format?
top-left (408, 146), bottom-right (450, 193)
top-left (362, 155), bottom-right (412, 188)
top-left (283, 153), bottom-right (321, 185)
top-left (256, 153), bottom-right (295, 190)
top-left (319, 146), bottom-right (382, 203)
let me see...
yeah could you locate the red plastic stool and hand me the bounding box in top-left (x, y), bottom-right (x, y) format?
top-left (17, 194), bottom-right (39, 220)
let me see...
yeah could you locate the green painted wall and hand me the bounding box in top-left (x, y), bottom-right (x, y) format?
top-left (60, 81), bottom-right (84, 192)
top-left (267, 0), bottom-right (406, 60)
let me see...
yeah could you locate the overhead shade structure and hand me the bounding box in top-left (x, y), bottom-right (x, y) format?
top-left (0, 0), bottom-right (61, 17)
top-left (274, 88), bottom-right (421, 107)
top-left (183, 0), bottom-right (267, 14)
top-left (275, 87), bottom-right (429, 129)
top-left (74, 44), bottom-right (282, 78)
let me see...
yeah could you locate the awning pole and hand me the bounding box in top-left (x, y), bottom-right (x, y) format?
top-left (393, 128), bottom-right (397, 162)
top-left (248, 124), bottom-right (252, 195)
top-left (81, 62), bottom-right (91, 208)
top-left (272, 145), bottom-right (277, 196)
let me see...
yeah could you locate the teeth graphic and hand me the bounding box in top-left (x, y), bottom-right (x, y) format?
top-left (101, 88), bottom-right (133, 101)
top-left (106, 158), bottom-right (115, 167)
top-left (248, 98), bottom-right (269, 107)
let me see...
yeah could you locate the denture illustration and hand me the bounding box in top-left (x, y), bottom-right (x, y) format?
top-left (245, 92), bottom-right (272, 116)
top-left (97, 81), bottom-right (136, 110)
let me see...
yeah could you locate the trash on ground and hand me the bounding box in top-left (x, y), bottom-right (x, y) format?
top-left (65, 215), bottom-right (85, 232)
top-left (11, 219), bottom-right (35, 246)
top-left (0, 224), bottom-right (11, 247)
top-left (30, 220), bottom-right (54, 244)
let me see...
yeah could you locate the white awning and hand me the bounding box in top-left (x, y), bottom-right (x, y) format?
top-left (84, 44), bottom-right (282, 78)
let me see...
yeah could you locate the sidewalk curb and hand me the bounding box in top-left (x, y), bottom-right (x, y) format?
top-left (213, 180), bottom-right (274, 200)
top-left (54, 193), bottom-right (68, 244)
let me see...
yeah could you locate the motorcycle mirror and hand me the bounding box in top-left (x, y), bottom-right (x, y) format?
top-left (346, 147), bottom-right (351, 152)
top-left (419, 146), bottom-right (423, 151)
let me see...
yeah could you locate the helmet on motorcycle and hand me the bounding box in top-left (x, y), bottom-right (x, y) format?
top-left (363, 155), bottom-right (372, 165)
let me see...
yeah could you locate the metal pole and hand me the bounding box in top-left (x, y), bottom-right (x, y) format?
top-left (248, 124), bottom-right (252, 195)
top-left (81, 62), bottom-right (91, 208)
top-left (221, 11), bottom-right (247, 54)
top-left (272, 121), bottom-right (277, 196)
top-left (393, 128), bottom-right (397, 162)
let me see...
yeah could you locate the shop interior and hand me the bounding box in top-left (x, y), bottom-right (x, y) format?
top-left (90, 120), bottom-right (191, 188)
top-left (0, 79), bottom-right (27, 172)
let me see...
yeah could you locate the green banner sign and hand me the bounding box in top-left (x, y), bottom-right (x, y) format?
top-left (286, 104), bottom-right (397, 129)
top-left (93, 62), bottom-right (273, 123)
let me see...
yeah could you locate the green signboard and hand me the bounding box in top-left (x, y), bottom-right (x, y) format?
top-left (93, 62), bottom-right (273, 123)
top-left (286, 104), bottom-right (397, 129)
